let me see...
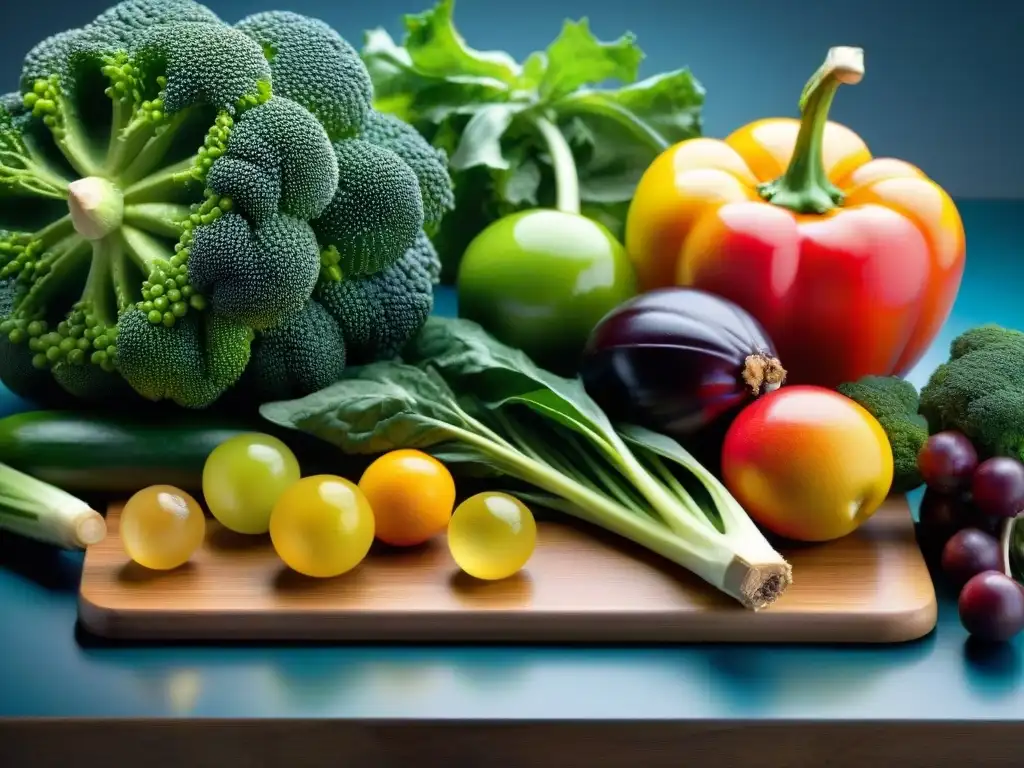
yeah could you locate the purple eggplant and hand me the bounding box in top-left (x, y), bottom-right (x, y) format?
top-left (580, 287), bottom-right (787, 438)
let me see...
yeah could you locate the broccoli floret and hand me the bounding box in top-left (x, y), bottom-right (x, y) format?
top-left (116, 306), bottom-right (252, 407)
top-left (837, 375), bottom-right (928, 494)
top-left (311, 139), bottom-right (423, 279)
top-left (316, 231), bottom-right (440, 363)
top-left (206, 95), bottom-right (338, 223)
top-left (359, 110), bottom-right (454, 234)
top-left (187, 211), bottom-right (321, 330)
top-left (52, 356), bottom-right (138, 403)
top-left (235, 11), bottom-right (372, 142)
top-left (0, 1), bottom-right (452, 410)
top-left (919, 324), bottom-right (1024, 462)
top-left (89, 0), bottom-right (222, 37)
top-left (243, 299), bottom-right (346, 401)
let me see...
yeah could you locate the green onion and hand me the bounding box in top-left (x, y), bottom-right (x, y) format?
top-left (0, 462), bottom-right (106, 549)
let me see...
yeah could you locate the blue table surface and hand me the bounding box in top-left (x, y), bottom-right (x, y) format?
top-left (2, 201), bottom-right (1023, 721)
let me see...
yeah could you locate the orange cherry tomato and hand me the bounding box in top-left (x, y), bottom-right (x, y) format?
top-left (721, 385), bottom-right (894, 542)
top-left (358, 449), bottom-right (456, 547)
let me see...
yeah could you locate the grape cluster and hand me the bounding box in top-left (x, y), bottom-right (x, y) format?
top-left (916, 430), bottom-right (1024, 642)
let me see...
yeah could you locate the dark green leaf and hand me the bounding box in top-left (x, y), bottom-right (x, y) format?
top-left (538, 19), bottom-right (643, 102)
top-left (449, 104), bottom-right (523, 171)
top-left (402, 0), bottom-right (521, 84)
top-left (617, 423), bottom-right (705, 473)
top-left (259, 362), bottom-right (467, 455)
top-left (497, 159), bottom-right (542, 207)
top-left (405, 316), bottom-right (619, 447)
top-left (580, 200), bottom-right (630, 243)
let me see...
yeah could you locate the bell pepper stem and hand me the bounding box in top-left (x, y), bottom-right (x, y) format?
top-left (531, 113), bottom-right (581, 215)
top-left (758, 46), bottom-right (865, 215)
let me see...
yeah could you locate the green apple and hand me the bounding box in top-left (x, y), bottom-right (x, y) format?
top-left (456, 209), bottom-right (637, 374)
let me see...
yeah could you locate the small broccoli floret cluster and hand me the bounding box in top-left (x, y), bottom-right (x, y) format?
top-left (240, 231), bottom-right (441, 402)
top-left (316, 232), bottom-right (441, 363)
top-left (358, 110), bottom-right (455, 234)
top-left (919, 324), bottom-right (1024, 463)
top-left (837, 375), bottom-right (929, 494)
top-left (234, 11), bottom-right (372, 143)
top-left (0, 0), bottom-right (454, 409)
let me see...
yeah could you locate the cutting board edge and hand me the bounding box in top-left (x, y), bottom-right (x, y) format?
top-left (76, 586), bottom-right (939, 645)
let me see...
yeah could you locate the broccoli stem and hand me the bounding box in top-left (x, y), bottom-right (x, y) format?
top-left (119, 224), bottom-right (175, 278)
top-left (105, 120), bottom-right (159, 180)
top-left (81, 240), bottom-right (117, 326)
top-left (32, 214), bottom-right (76, 251)
top-left (121, 157), bottom-right (197, 205)
top-left (106, 234), bottom-right (137, 311)
top-left (530, 113), bottom-right (580, 215)
top-left (123, 203), bottom-right (190, 239)
top-left (41, 92), bottom-right (104, 179)
top-left (106, 98), bottom-right (133, 164)
top-left (0, 149), bottom-right (70, 199)
top-left (115, 109), bottom-right (197, 187)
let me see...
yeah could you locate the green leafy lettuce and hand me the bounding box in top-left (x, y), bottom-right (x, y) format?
top-left (360, 0), bottom-right (705, 282)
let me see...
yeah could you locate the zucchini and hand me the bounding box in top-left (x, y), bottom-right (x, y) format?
top-left (0, 411), bottom-right (275, 495)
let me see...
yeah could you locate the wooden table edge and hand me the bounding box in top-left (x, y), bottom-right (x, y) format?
top-left (1, 718), bottom-right (1019, 767)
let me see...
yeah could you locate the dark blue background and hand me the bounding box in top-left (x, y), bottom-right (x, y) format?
top-left (2, 0), bottom-right (1020, 200)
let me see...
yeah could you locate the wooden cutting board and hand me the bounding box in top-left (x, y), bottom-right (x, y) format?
top-left (77, 495), bottom-right (937, 644)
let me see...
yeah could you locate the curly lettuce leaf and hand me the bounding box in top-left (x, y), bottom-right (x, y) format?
top-left (360, 0), bottom-right (705, 283)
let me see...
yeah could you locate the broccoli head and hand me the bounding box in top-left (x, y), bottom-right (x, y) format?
top-left (837, 375), bottom-right (928, 494)
top-left (919, 324), bottom-right (1024, 462)
top-left (0, 0), bottom-right (453, 409)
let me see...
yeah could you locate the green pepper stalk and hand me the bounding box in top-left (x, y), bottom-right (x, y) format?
top-left (530, 114), bottom-right (581, 216)
top-left (757, 46), bottom-right (865, 214)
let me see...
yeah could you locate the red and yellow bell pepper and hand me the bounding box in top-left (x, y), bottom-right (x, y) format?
top-left (624, 47), bottom-right (966, 389)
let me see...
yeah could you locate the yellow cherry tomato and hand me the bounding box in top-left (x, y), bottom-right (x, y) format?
top-left (269, 475), bottom-right (375, 578)
top-left (447, 492), bottom-right (537, 580)
top-left (120, 485), bottom-right (206, 571)
top-left (358, 449), bottom-right (456, 547)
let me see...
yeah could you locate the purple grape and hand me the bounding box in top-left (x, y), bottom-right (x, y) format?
top-left (941, 528), bottom-right (1004, 588)
top-left (917, 431), bottom-right (979, 493)
top-left (972, 457), bottom-right (1024, 519)
top-left (917, 488), bottom-right (974, 558)
top-left (958, 571), bottom-right (1024, 642)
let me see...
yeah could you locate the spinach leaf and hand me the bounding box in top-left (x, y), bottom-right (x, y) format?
top-left (259, 362), bottom-right (469, 455)
top-left (404, 316), bottom-right (620, 449)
